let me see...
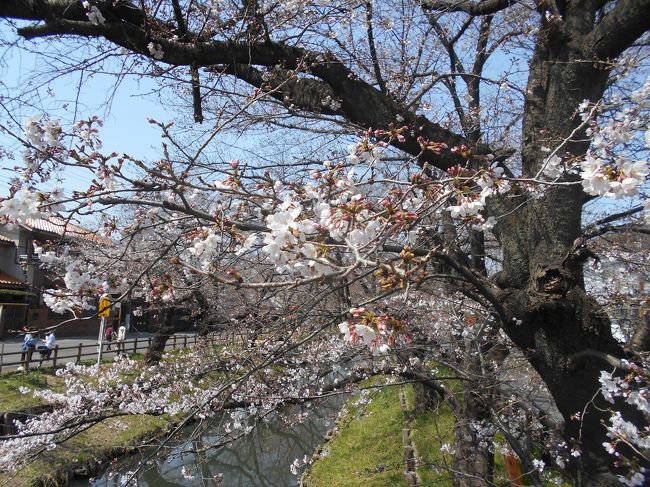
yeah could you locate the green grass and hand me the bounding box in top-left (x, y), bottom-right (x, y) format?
top-left (403, 386), bottom-right (455, 486)
top-left (0, 414), bottom-right (173, 487)
top-left (0, 370), bottom-right (63, 412)
top-left (306, 382), bottom-right (410, 487)
top-left (305, 378), bottom-right (458, 487)
top-left (307, 378), bottom-right (567, 487)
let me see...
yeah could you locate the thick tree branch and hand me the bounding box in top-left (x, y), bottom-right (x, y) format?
top-left (588, 205), bottom-right (644, 227)
top-left (579, 205), bottom-right (645, 241)
top-left (0, 0), bottom-right (146, 25)
top-left (628, 312), bottom-right (650, 354)
top-left (170, 0), bottom-right (203, 123)
top-left (586, 0), bottom-right (650, 61)
top-left (466, 14), bottom-right (492, 143)
top-left (4, 5), bottom-right (493, 170)
top-left (217, 64), bottom-right (342, 116)
top-left (420, 0), bottom-right (514, 16)
top-left (365, 2), bottom-right (388, 94)
top-left (583, 223), bottom-right (650, 241)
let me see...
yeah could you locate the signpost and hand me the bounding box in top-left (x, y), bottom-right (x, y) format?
top-left (97, 295), bottom-right (111, 366)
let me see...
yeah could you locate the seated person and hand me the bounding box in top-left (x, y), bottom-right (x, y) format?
top-left (18, 327), bottom-right (38, 370)
top-left (36, 331), bottom-right (56, 363)
top-left (20, 328), bottom-right (37, 352)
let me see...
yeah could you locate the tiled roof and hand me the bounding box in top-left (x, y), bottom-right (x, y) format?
top-left (0, 234), bottom-right (14, 245)
top-left (22, 216), bottom-right (106, 243)
top-left (0, 271), bottom-right (26, 286)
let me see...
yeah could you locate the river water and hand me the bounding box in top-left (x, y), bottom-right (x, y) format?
top-left (70, 394), bottom-right (347, 487)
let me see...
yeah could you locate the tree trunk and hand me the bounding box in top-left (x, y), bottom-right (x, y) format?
top-left (500, 287), bottom-right (648, 486)
top-left (629, 308), bottom-right (650, 353)
top-left (452, 380), bottom-right (494, 487)
top-left (145, 310), bottom-right (174, 364)
top-left (488, 7), bottom-right (650, 485)
top-left (413, 375), bottom-right (443, 414)
top-left (448, 329), bottom-right (497, 487)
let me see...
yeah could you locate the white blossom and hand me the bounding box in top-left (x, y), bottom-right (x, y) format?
top-left (147, 42), bottom-right (164, 60)
top-left (82, 2), bottom-right (105, 24)
top-left (542, 154), bottom-right (564, 179)
top-left (0, 189), bottom-right (45, 222)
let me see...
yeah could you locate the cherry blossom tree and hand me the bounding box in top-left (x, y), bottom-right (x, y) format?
top-left (0, 1), bottom-right (649, 485)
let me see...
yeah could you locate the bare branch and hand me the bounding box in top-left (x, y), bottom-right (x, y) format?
top-left (419, 0), bottom-right (515, 16)
top-left (365, 2), bottom-right (388, 94)
top-left (3, 4), bottom-right (488, 171)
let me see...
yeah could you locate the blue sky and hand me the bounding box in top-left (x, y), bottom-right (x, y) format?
top-left (0, 25), bottom-right (170, 196)
top-left (0, 21), bottom-right (645, 227)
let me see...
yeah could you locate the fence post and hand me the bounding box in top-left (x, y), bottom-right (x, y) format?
top-left (24, 349), bottom-right (33, 373)
top-left (173, 336), bottom-right (177, 349)
top-left (52, 345), bottom-right (59, 368)
top-left (133, 338), bottom-right (138, 354)
top-left (183, 336), bottom-right (187, 348)
top-left (148, 337), bottom-right (152, 350)
top-left (76, 343), bottom-right (82, 364)
top-left (0, 342), bottom-right (4, 373)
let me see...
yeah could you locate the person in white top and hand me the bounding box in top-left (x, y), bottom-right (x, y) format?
top-left (37, 331), bottom-right (56, 366)
top-left (116, 324), bottom-right (127, 354)
top-left (44, 332), bottom-right (56, 349)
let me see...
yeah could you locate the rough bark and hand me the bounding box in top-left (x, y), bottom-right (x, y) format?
top-left (145, 310), bottom-right (174, 364)
top-left (452, 384), bottom-right (494, 487)
top-left (413, 367), bottom-right (444, 414)
top-left (628, 309), bottom-right (650, 353)
top-left (492, 3), bottom-right (650, 484)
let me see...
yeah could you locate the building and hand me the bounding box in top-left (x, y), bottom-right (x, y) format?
top-left (0, 216), bottom-right (104, 338)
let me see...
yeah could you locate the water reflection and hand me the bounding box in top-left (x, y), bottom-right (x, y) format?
top-left (76, 394), bottom-right (347, 487)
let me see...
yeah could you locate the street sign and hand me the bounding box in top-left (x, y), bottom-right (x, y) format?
top-left (98, 297), bottom-right (111, 317)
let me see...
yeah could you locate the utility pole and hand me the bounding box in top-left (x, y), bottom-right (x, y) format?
top-left (97, 294), bottom-right (111, 366)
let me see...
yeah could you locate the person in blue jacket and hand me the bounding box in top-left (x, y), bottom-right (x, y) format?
top-left (19, 326), bottom-right (38, 370)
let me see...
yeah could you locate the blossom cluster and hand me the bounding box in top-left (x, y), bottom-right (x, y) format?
top-left (578, 78), bottom-right (650, 199)
top-left (445, 163), bottom-right (509, 222)
top-left (580, 156), bottom-right (648, 198)
top-left (23, 115), bottom-right (61, 149)
top-left (599, 363), bottom-right (650, 486)
top-left (0, 189), bottom-right (44, 223)
top-left (338, 306), bottom-right (408, 354)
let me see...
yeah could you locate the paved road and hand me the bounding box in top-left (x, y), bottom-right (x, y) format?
top-left (0, 332), bottom-right (195, 353)
top-left (0, 332), bottom-right (197, 373)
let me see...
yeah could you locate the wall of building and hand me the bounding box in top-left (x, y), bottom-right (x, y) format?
top-left (0, 226), bottom-right (23, 281)
top-left (0, 247), bottom-right (18, 281)
top-left (25, 307), bottom-right (101, 336)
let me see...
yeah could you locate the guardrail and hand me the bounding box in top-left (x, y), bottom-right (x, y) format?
top-left (0, 334), bottom-right (200, 373)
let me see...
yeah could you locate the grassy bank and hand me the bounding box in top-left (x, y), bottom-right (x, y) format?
top-left (305, 379), bottom-right (570, 487)
top-left (0, 364), bottom-right (175, 487)
top-left (306, 385), bottom-right (410, 487)
top-left (403, 386), bottom-right (456, 485)
top-left (304, 381), bottom-right (456, 487)
top-left (0, 370), bottom-right (62, 412)
top-left (0, 415), bottom-right (173, 487)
